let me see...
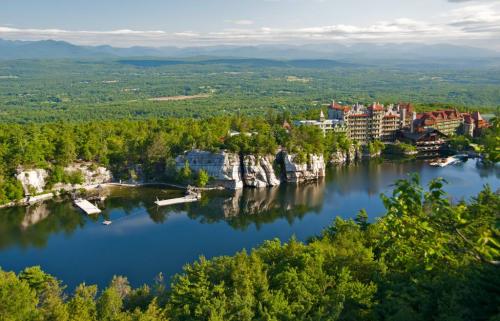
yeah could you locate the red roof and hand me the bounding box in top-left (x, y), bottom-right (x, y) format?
top-left (471, 111), bottom-right (484, 122)
top-left (349, 114), bottom-right (368, 117)
top-left (329, 102), bottom-right (350, 112)
top-left (384, 115), bottom-right (399, 119)
top-left (416, 109), bottom-right (463, 126)
top-left (368, 103), bottom-right (384, 111)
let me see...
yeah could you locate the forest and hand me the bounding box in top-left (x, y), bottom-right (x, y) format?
top-left (0, 113), bottom-right (340, 204)
top-left (0, 59), bottom-right (499, 123)
top-left (0, 175), bottom-right (498, 321)
top-left (1, 112), bottom-right (498, 205)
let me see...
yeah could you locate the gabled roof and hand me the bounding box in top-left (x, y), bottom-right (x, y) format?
top-left (329, 102), bottom-right (350, 112)
top-left (471, 111), bottom-right (484, 122)
top-left (368, 102), bottom-right (384, 111)
top-left (415, 109), bottom-right (463, 126)
top-left (402, 128), bottom-right (448, 141)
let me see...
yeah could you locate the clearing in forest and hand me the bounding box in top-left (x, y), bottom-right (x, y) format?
top-left (148, 94), bottom-right (211, 101)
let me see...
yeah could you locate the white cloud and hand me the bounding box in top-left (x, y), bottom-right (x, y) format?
top-left (0, 4), bottom-right (499, 48)
top-left (446, 4), bottom-right (500, 33)
top-left (226, 19), bottom-right (255, 26)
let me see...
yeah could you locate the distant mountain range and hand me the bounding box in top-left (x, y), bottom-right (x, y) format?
top-left (1, 39), bottom-right (500, 66)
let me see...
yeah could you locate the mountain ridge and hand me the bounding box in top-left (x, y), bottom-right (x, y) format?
top-left (1, 39), bottom-right (500, 67)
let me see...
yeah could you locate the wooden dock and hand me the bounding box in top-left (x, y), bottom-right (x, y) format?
top-left (74, 199), bottom-right (102, 215)
top-left (154, 194), bottom-right (200, 207)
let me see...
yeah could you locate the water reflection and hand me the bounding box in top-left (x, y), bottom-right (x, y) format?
top-left (0, 159), bottom-right (498, 252)
top-left (0, 201), bottom-right (85, 250)
top-left (184, 181), bottom-right (325, 230)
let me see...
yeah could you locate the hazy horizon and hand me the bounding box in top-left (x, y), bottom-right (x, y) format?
top-left (1, 0), bottom-right (500, 50)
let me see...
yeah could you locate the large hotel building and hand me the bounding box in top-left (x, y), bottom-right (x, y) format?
top-left (297, 100), bottom-right (488, 144)
top-left (297, 101), bottom-right (414, 143)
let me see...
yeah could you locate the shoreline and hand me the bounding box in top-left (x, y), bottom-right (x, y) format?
top-left (0, 154), bottom-right (488, 210)
top-left (0, 181), bottom-right (225, 210)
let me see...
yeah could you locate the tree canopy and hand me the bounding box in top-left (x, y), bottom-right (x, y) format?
top-left (0, 175), bottom-right (498, 320)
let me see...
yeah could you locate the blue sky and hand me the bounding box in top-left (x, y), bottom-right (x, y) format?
top-left (1, 0), bottom-right (499, 49)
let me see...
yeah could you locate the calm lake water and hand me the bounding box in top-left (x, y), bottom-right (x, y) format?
top-left (0, 158), bottom-right (498, 289)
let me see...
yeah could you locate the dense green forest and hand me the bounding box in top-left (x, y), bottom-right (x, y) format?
top-left (1, 175), bottom-right (498, 320)
top-left (1, 112), bottom-right (498, 205)
top-left (0, 114), bottom-right (336, 204)
top-left (0, 59), bottom-right (499, 123)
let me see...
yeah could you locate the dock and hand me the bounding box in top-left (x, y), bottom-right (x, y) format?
top-left (74, 199), bottom-right (102, 215)
top-left (154, 193), bottom-right (201, 207)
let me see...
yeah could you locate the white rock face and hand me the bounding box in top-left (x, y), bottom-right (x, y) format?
top-left (329, 150), bottom-right (348, 164)
top-left (176, 150), bottom-right (243, 189)
top-left (329, 145), bottom-right (361, 164)
top-left (242, 155), bottom-right (281, 188)
top-left (66, 163), bottom-right (112, 186)
top-left (16, 169), bottom-right (48, 195)
top-left (16, 163), bottom-right (112, 196)
top-left (282, 152), bottom-right (326, 183)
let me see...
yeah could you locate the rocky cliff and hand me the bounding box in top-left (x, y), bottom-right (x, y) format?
top-left (176, 150), bottom-right (243, 189)
top-left (16, 168), bottom-right (48, 195)
top-left (242, 155), bottom-right (281, 188)
top-left (329, 143), bottom-right (384, 164)
top-left (53, 163), bottom-right (112, 190)
top-left (16, 163), bottom-right (112, 196)
top-left (329, 145), bottom-right (361, 164)
top-left (281, 152), bottom-right (326, 183)
top-left (176, 150), bottom-right (326, 189)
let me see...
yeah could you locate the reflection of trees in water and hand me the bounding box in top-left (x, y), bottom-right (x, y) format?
top-left (102, 186), bottom-right (184, 224)
top-left (0, 201), bottom-right (85, 250)
top-left (0, 186), bottom-right (182, 250)
top-left (474, 161), bottom-right (500, 180)
top-left (327, 159), bottom-right (426, 197)
top-left (181, 182), bottom-right (326, 230)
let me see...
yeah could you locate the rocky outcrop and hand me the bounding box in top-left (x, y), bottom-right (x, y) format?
top-left (16, 168), bottom-right (48, 195)
top-left (329, 145), bottom-right (361, 164)
top-left (348, 145), bottom-right (362, 162)
top-left (176, 150), bottom-right (243, 189)
top-left (329, 150), bottom-right (348, 164)
top-left (70, 163), bottom-right (111, 185)
top-left (16, 163), bottom-right (112, 196)
top-left (281, 152), bottom-right (325, 183)
top-left (242, 155), bottom-right (280, 188)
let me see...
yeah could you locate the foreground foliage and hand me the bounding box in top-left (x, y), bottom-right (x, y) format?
top-left (1, 175), bottom-right (498, 320)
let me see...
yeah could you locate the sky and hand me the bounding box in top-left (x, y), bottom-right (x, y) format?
top-left (1, 0), bottom-right (499, 49)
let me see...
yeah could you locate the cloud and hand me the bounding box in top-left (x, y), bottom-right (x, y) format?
top-left (446, 4), bottom-right (500, 33)
top-left (226, 19), bottom-right (255, 26)
top-left (0, 4), bottom-right (499, 49)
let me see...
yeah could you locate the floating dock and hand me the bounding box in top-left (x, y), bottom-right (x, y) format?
top-left (74, 199), bottom-right (102, 215)
top-left (154, 194), bottom-right (201, 207)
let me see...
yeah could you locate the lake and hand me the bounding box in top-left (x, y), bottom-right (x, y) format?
top-left (0, 158), bottom-right (498, 289)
